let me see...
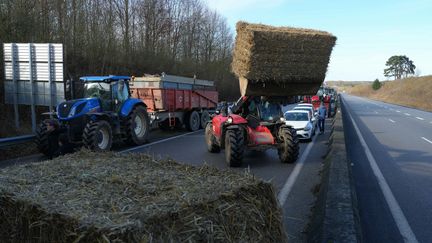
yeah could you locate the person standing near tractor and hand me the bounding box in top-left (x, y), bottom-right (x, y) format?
top-left (318, 102), bottom-right (327, 134)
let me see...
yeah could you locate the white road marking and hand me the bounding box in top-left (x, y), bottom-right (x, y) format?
top-left (416, 117), bottom-right (424, 121)
top-left (375, 111), bottom-right (379, 114)
top-left (346, 105), bottom-right (419, 243)
top-left (396, 110), bottom-right (401, 113)
top-left (278, 136), bottom-right (315, 206)
top-left (421, 137), bottom-right (432, 145)
top-left (119, 130), bottom-right (203, 153)
top-left (389, 119), bottom-right (395, 123)
top-left (404, 113), bottom-right (411, 116)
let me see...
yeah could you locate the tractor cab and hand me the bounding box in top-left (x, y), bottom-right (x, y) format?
top-left (81, 76), bottom-right (131, 112)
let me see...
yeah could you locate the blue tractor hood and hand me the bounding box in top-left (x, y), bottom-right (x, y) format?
top-left (57, 98), bottom-right (101, 121)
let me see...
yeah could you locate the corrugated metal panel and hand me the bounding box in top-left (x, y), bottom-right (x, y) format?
top-left (3, 43), bottom-right (65, 106)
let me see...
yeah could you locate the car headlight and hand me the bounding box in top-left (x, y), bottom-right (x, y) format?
top-left (227, 117), bottom-right (233, 124)
top-left (304, 124), bottom-right (312, 131)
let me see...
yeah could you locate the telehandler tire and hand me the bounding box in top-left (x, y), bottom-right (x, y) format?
top-left (225, 128), bottom-right (244, 167)
top-left (278, 127), bottom-right (299, 163)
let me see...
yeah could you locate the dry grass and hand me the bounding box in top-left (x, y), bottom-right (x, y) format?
top-left (0, 150), bottom-right (286, 242)
top-left (348, 76), bottom-right (432, 111)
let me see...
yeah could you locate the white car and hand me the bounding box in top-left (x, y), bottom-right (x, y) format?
top-left (292, 106), bottom-right (317, 128)
top-left (297, 103), bottom-right (314, 109)
top-left (284, 110), bottom-right (315, 141)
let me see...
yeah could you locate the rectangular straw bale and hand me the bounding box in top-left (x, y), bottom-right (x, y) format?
top-left (0, 151), bottom-right (286, 242)
top-left (232, 22), bottom-right (337, 96)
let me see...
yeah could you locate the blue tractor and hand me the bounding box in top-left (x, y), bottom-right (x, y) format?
top-left (36, 76), bottom-right (150, 154)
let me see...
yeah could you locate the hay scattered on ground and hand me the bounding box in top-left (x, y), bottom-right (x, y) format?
top-left (0, 150), bottom-right (286, 242)
top-left (232, 22), bottom-right (336, 96)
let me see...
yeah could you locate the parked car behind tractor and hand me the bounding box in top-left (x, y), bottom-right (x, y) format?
top-left (205, 96), bottom-right (299, 167)
top-left (36, 76), bottom-right (149, 154)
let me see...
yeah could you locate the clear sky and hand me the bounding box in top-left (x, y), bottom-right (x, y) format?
top-left (206, 0), bottom-right (432, 81)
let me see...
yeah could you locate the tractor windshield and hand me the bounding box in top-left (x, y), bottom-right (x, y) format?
top-left (259, 101), bottom-right (282, 122)
top-left (83, 82), bottom-right (111, 100)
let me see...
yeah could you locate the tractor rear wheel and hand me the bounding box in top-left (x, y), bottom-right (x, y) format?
top-left (225, 128), bottom-right (244, 167)
top-left (125, 106), bottom-right (150, 145)
top-left (83, 120), bottom-right (113, 151)
top-left (205, 123), bottom-right (220, 153)
top-left (35, 121), bottom-right (50, 156)
top-left (200, 110), bottom-right (210, 129)
top-left (185, 111), bottom-right (200, 131)
top-left (278, 127), bottom-right (299, 163)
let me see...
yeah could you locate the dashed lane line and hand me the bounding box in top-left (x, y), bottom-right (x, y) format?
top-left (389, 119), bottom-right (396, 123)
top-left (119, 130), bottom-right (203, 153)
top-left (278, 134), bottom-right (316, 206)
top-left (404, 113), bottom-right (411, 116)
top-left (421, 137), bottom-right (432, 145)
top-left (416, 117), bottom-right (424, 121)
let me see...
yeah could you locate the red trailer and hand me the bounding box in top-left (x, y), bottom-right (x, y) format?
top-left (130, 74), bottom-right (218, 131)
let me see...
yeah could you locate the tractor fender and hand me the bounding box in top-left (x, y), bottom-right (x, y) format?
top-left (119, 98), bottom-right (147, 117)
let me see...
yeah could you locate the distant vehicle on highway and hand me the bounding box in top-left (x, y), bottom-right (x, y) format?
top-left (297, 103), bottom-right (315, 111)
top-left (292, 106), bottom-right (317, 129)
top-left (284, 110), bottom-right (315, 141)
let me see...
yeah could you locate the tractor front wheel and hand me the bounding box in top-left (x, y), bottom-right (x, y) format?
top-left (225, 128), bottom-right (244, 167)
top-left (35, 121), bottom-right (50, 156)
top-left (205, 123), bottom-right (220, 153)
top-left (126, 106), bottom-right (150, 145)
top-left (83, 120), bottom-right (113, 151)
top-left (278, 127), bottom-right (299, 163)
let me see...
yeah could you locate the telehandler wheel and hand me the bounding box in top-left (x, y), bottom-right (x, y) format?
top-left (83, 120), bottom-right (113, 151)
top-left (205, 123), bottom-right (220, 153)
top-left (200, 110), bottom-right (210, 129)
top-left (126, 106), bottom-right (150, 145)
top-left (278, 128), bottom-right (300, 163)
top-left (35, 121), bottom-right (50, 156)
top-left (185, 111), bottom-right (200, 131)
top-left (225, 128), bottom-right (244, 167)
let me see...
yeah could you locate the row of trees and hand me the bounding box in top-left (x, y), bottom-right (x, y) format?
top-left (0, 0), bottom-right (239, 99)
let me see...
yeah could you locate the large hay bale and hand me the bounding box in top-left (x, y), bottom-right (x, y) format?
top-left (0, 151), bottom-right (286, 242)
top-left (232, 21), bottom-right (337, 96)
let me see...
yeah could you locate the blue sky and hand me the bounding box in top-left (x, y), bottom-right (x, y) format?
top-left (206, 0), bottom-right (432, 81)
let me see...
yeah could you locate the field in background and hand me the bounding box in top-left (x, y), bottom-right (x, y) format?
top-left (331, 76), bottom-right (432, 112)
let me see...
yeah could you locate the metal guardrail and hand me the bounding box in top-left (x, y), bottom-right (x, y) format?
top-left (0, 134), bottom-right (36, 148)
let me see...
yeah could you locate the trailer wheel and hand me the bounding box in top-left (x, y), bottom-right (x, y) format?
top-left (35, 121), bottom-right (50, 156)
top-left (200, 110), bottom-right (210, 129)
top-left (225, 128), bottom-right (244, 167)
top-left (278, 127), bottom-right (299, 163)
top-left (125, 106), bottom-right (150, 145)
top-left (205, 123), bottom-right (220, 153)
top-left (185, 111), bottom-right (200, 131)
top-left (83, 120), bottom-right (113, 151)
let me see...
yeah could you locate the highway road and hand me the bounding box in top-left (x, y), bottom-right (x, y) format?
top-left (341, 94), bottom-right (432, 243)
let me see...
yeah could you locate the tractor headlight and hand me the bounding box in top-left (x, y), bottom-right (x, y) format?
top-left (227, 117), bottom-right (233, 124)
top-left (280, 117), bottom-right (286, 122)
top-left (68, 106), bottom-right (76, 118)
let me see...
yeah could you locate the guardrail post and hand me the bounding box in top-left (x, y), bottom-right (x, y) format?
top-left (28, 43), bottom-right (37, 133)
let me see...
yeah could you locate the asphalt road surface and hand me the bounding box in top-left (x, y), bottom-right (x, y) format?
top-left (341, 94), bottom-right (432, 243)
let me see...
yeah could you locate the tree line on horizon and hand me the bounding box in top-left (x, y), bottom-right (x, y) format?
top-left (0, 0), bottom-right (240, 100)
